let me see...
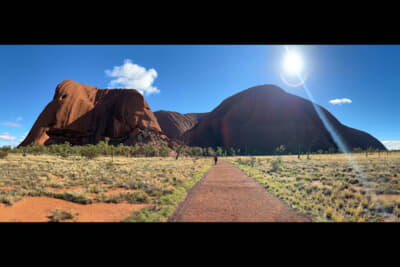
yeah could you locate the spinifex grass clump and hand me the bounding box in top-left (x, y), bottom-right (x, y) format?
top-left (0, 153), bottom-right (213, 222)
top-left (227, 152), bottom-right (400, 222)
top-left (270, 158), bottom-right (282, 172)
top-left (50, 209), bottom-right (79, 222)
top-left (124, 161), bottom-right (212, 222)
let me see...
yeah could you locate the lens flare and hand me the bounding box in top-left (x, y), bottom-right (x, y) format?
top-left (282, 45), bottom-right (385, 220)
top-left (280, 71), bottom-right (309, 87)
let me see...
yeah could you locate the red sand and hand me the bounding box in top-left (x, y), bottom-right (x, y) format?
top-left (0, 196), bottom-right (149, 222)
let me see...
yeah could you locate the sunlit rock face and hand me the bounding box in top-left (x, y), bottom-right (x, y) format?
top-left (20, 80), bottom-right (167, 146)
top-left (186, 84), bottom-right (386, 154)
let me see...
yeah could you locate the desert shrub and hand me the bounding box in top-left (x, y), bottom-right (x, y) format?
top-left (0, 194), bottom-right (22, 205)
top-left (50, 209), bottom-right (79, 222)
top-left (160, 144), bottom-right (171, 157)
top-left (80, 145), bottom-right (99, 159)
top-left (59, 150), bottom-right (69, 158)
top-left (207, 147), bottom-right (215, 156)
top-left (105, 161), bottom-right (114, 169)
top-left (0, 146), bottom-right (11, 152)
top-left (106, 193), bottom-right (124, 203)
top-left (124, 207), bottom-right (159, 222)
top-left (125, 191), bottom-right (150, 204)
top-left (144, 186), bottom-right (163, 197)
top-left (270, 158), bottom-right (282, 172)
top-left (0, 151), bottom-right (8, 159)
top-left (249, 157), bottom-right (256, 167)
top-left (55, 191), bottom-right (93, 204)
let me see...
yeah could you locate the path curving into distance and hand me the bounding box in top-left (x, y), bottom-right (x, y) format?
top-left (169, 160), bottom-right (311, 222)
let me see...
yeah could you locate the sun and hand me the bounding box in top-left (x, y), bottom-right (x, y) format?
top-left (283, 51), bottom-right (303, 75)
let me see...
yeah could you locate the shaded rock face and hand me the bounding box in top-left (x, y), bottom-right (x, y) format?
top-left (187, 84), bottom-right (386, 154)
top-left (20, 80), bottom-right (166, 146)
top-left (154, 110), bottom-right (208, 140)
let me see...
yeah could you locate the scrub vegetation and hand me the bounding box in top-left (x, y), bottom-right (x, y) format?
top-left (0, 153), bottom-right (212, 222)
top-left (226, 151), bottom-right (400, 222)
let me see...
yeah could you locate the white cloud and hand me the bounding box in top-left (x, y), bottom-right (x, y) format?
top-left (105, 59), bottom-right (160, 95)
top-left (381, 140), bottom-right (400, 150)
top-left (0, 132), bottom-right (16, 141)
top-left (16, 117), bottom-right (22, 121)
top-left (329, 98), bottom-right (352, 105)
top-left (1, 122), bottom-right (22, 127)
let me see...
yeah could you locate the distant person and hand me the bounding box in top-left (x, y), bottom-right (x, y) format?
top-left (214, 156), bottom-right (218, 165)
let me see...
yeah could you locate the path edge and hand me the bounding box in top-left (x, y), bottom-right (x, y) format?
top-left (226, 159), bottom-right (315, 222)
top-left (167, 163), bottom-right (215, 222)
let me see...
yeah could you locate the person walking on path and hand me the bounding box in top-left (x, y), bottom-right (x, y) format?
top-left (214, 156), bottom-right (218, 165)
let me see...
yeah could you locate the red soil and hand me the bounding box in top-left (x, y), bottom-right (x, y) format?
top-left (377, 194), bottom-right (400, 201)
top-left (0, 186), bottom-right (17, 191)
top-left (0, 196), bottom-right (149, 222)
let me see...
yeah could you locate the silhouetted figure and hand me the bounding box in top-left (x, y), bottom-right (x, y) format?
top-left (214, 156), bottom-right (218, 165)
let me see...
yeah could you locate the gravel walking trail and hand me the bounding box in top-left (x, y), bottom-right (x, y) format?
top-left (169, 160), bottom-right (311, 222)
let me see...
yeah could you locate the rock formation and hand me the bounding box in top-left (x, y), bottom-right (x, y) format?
top-left (19, 80), bottom-right (167, 146)
top-left (186, 84), bottom-right (386, 154)
top-left (154, 110), bottom-right (208, 140)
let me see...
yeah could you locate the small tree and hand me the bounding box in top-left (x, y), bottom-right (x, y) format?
top-left (229, 147), bottom-right (236, 157)
top-left (0, 146), bottom-right (11, 153)
top-left (207, 147), bottom-right (215, 157)
top-left (275, 145), bottom-right (286, 155)
top-left (216, 146), bottom-right (223, 157)
top-left (366, 146), bottom-right (374, 157)
top-left (81, 145), bottom-right (99, 160)
top-left (160, 144), bottom-right (170, 157)
top-left (270, 157), bottom-right (282, 172)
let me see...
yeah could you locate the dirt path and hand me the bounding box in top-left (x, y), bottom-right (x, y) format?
top-left (169, 160), bottom-right (311, 222)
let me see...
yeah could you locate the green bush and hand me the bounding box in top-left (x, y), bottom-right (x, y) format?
top-left (0, 151), bottom-right (8, 159)
top-left (0, 145), bottom-right (11, 152)
top-left (80, 145), bottom-right (99, 159)
top-left (250, 157), bottom-right (256, 167)
top-left (125, 191), bottom-right (150, 204)
top-left (50, 209), bottom-right (79, 222)
top-left (270, 158), bottom-right (282, 172)
top-left (59, 151), bottom-right (69, 158)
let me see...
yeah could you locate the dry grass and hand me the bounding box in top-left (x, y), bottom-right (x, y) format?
top-left (226, 152), bottom-right (400, 222)
top-left (0, 153), bottom-right (212, 222)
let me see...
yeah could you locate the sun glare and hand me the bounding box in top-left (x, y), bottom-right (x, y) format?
top-left (283, 51), bottom-right (303, 75)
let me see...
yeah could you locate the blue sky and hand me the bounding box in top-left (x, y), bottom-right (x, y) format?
top-left (0, 45), bottom-right (399, 149)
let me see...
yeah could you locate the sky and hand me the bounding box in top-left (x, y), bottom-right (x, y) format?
top-left (0, 45), bottom-right (399, 149)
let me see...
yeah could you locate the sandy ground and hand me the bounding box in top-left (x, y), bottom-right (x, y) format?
top-left (0, 196), bottom-right (149, 222)
top-left (169, 161), bottom-right (311, 222)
